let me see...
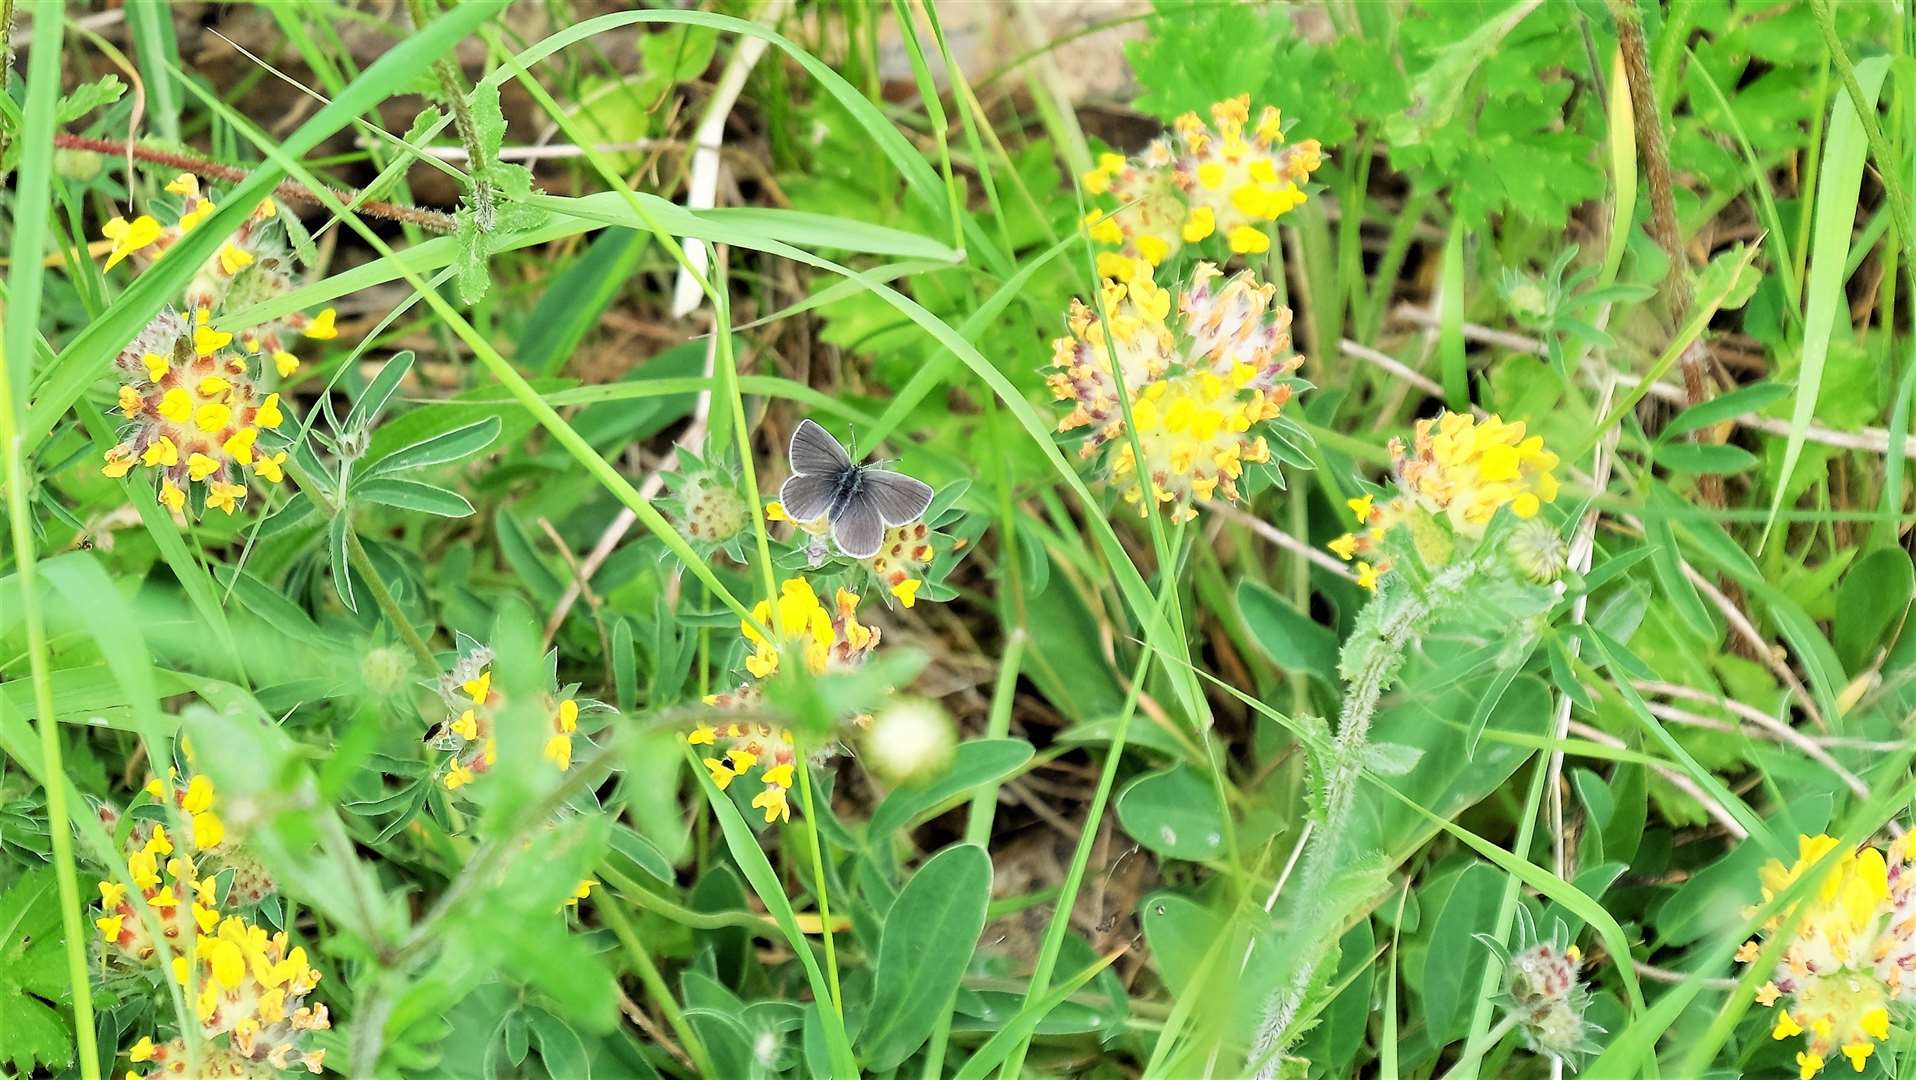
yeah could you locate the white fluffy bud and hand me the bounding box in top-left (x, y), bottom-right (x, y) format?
top-left (862, 698), bottom-right (955, 784)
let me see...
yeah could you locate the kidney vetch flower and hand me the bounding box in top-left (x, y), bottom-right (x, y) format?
top-left (1083, 94), bottom-right (1324, 279)
top-left (1048, 261), bottom-right (1303, 524)
top-left (693, 578), bottom-right (880, 822)
top-left (1733, 833), bottom-right (1916, 1077)
top-left (1327, 411), bottom-right (1561, 589)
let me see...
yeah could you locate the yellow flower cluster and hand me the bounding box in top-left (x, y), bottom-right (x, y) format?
top-left (1735, 834), bottom-right (1916, 1077)
top-left (694, 579), bottom-right (881, 822)
top-left (144, 770), bottom-right (225, 850)
top-left (95, 824), bottom-right (219, 967)
top-left (101, 173), bottom-right (338, 379)
top-left (434, 656), bottom-right (583, 790)
top-left (737, 578), bottom-right (878, 681)
top-left (1083, 95), bottom-right (1323, 279)
top-left (122, 913), bottom-right (329, 1076)
top-left (689, 718), bottom-right (801, 824)
top-left (101, 309), bottom-right (289, 517)
top-left (1328, 412), bottom-right (1562, 589)
top-left (1049, 262), bottom-right (1301, 524)
top-left (768, 502), bottom-right (940, 609)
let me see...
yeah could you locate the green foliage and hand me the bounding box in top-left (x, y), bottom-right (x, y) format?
top-left (0, 869), bottom-right (73, 1074)
top-left (5, 3), bottom-right (1916, 1079)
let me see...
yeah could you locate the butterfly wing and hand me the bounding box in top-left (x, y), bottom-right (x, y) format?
top-left (780, 472), bottom-right (837, 524)
top-left (863, 469), bottom-right (934, 526)
top-left (830, 491), bottom-right (886, 559)
top-left (789, 419), bottom-right (853, 476)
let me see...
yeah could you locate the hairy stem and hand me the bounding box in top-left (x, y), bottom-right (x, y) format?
top-left (408, 0), bottom-right (494, 231)
top-left (53, 133), bottom-right (457, 232)
top-left (1250, 560), bottom-right (1484, 1077)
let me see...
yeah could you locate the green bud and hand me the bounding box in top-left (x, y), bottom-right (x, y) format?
top-left (361, 645), bottom-right (412, 696)
top-left (1507, 519), bottom-right (1568, 583)
top-left (54, 148), bottom-right (102, 181)
top-left (681, 472), bottom-right (748, 544)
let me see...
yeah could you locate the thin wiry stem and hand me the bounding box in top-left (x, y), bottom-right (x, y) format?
top-left (52, 134), bottom-right (457, 232)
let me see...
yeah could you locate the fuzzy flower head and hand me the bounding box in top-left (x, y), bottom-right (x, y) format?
top-left (696, 580), bottom-right (882, 823)
top-left (1327, 412), bottom-right (1562, 590)
top-left (1484, 913), bottom-right (1603, 1072)
top-left (688, 714), bottom-right (801, 824)
top-left (1083, 95), bottom-right (1323, 279)
top-left (430, 647), bottom-right (589, 789)
top-left (1736, 834), bottom-right (1909, 1077)
top-left (122, 913), bottom-right (329, 1076)
top-left (99, 174), bottom-right (338, 378)
top-left (675, 470), bottom-right (750, 546)
top-left (100, 309), bottom-right (291, 518)
top-left (768, 500), bottom-right (948, 610)
top-left (95, 825), bottom-right (219, 968)
top-left (1049, 262), bottom-right (1302, 524)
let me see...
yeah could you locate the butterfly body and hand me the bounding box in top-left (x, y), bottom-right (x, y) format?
top-left (781, 420), bottom-right (933, 559)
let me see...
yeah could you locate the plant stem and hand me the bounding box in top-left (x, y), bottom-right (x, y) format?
top-left (1249, 559), bottom-right (1484, 1078)
top-left (0, 329), bottom-right (102, 1080)
top-left (407, 0), bottom-right (493, 231)
top-left (284, 457), bottom-right (438, 669)
top-left (1608, 0), bottom-right (1716, 491)
top-left (794, 751), bottom-right (844, 1019)
top-left (594, 887), bottom-right (716, 1078)
top-left (343, 527), bottom-right (438, 669)
top-left (998, 537), bottom-right (1183, 1079)
top-left (51, 134), bottom-right (457, 233)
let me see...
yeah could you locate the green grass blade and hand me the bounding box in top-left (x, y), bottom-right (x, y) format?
top-left (1760, 56), bottom-right (1886, 549)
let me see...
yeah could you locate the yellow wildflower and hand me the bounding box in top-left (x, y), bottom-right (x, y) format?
top-left (1050, 262), bottom-right (1300, 524)
top-left (1082, 96), bottom-right (1321, 272)
top-left (1736, 834), bottom-right (1914, 1076)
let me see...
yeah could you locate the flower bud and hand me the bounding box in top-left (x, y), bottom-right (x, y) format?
top-left (55, 148), bottom-right (103, 180)
top-left (1507, 518), bottom-right (1568, 583)
top-left (360, 645), bottom-right (412, 696)
top-left (862, 698), bottom-right (955, 784)
top-left (681, 472), bottom-right (748, 543)
top-left (1504, 278), bottom-right (1550, 322)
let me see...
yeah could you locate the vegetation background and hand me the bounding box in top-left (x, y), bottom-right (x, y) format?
top-left (3, 1), bottom-right (1916, 1078)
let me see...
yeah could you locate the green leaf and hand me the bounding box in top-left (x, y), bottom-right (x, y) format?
top-left (1115, 766), bottom-right (1227, 862)
top-left (526, 1008), bottom-right (590, 1080)
top-left (607, 824), bottom-right (675, 885)
top-left (866, 738), bottom-right (1033, 840)
top-left (363, 417), bottom-right (502, 478)
top-left (0, 869), bottom-right (73, 1075)
top-left (54, 74), bottom-right (125, 123)
top-left (1834, 549), bottom-right (1914, 672)
top-left (1237, 579), bottom-right (1339, 681)
top-left (861, 844), bottom-right (992, 1071)
top-left (1692, 241), bottom-right (1763, 311)
top-left (949, 950), bottom-right (1123, 1080)
top-left (347, 350), bottom-right (416, 433)
top-left (1419, 862), bottom-right (1500, 1042)
top-left (1653, 441), bottom-right (1759, 475)
top-left (328, 512), bottom-right (356, 612)
top-left (686, 745), bottom-right (859, 1078)
top-left (1661, 380), bottom-right (1793, 439)
top-left (1764, 55), bottom-right (1888, 546)
top-left (518, 228), bottom-right (652, 377)
top-left (353, 478), bottom-right (476, 518)
top-left (471, 82), bottom-right (507, 163)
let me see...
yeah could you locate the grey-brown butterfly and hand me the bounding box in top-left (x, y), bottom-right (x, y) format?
top-left (780, 419), bottom-right (933, 559)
